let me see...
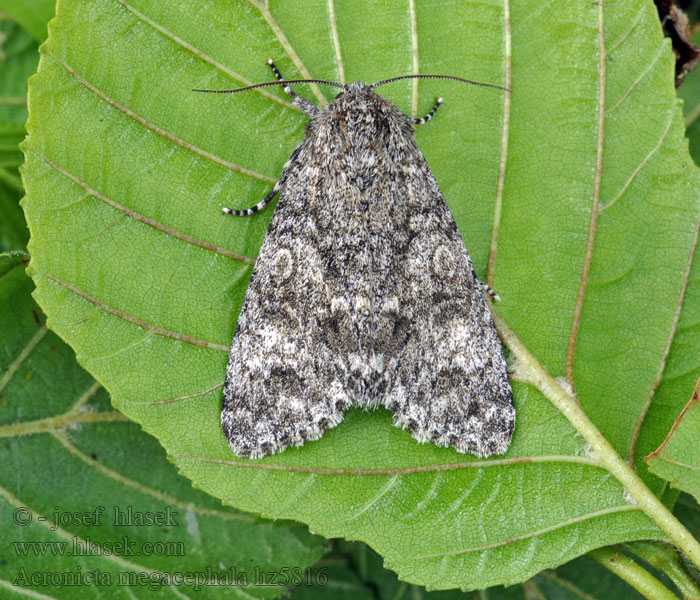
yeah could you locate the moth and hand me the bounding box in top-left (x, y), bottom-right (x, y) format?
top-left (197, 61), bottom-right (515, 459)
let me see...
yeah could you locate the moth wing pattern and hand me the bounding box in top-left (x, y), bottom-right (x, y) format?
top-left (382, 164), bottom-right (515, 457)
top-left (221, 150), bottom-right (350, 458)
top-left (221, 71), bottom-right (515, 459)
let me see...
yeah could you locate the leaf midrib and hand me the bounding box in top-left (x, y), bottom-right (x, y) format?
top-left (35, 151), bottom-right (255, 265)
top-left (180, 453), bottom-right (602, 475)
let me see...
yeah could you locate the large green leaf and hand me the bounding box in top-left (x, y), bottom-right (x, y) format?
top-left (0, 256), bottom-right (326, 598)
top-left (21, 0), bottom-right (700, 591)
top-left (0, 15), bottom-right (36, 252)
top-left (0, 0), bottom-right (55, 42)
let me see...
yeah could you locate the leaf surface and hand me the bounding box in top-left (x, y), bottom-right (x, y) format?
top-left (21, 0), bottom-right (700, 590)
top-left (679, 28), bottom-right (700, 165)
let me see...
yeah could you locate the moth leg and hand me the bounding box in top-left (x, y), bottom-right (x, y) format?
top-left (481, 282), bottom-right (501, 302)
top-left (222, 184), bottom-right (280, 216)
top-left (469, 266), bottom-right (502, 302)
top-left (414, 97), bottom-right (443, 125)
top-left (222, 143), bottom-right (304, 216)
top-left (267, 59), bottom-right (320, 118)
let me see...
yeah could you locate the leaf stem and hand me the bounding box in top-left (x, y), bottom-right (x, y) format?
top-left (626, 541), bottom-right (700, 599)
top-left (491, 309), bottom-right (700, 570)
top-left (588, 546), bottom-right (679, 600)
top-left (0, 411), bottom-right (128, 438)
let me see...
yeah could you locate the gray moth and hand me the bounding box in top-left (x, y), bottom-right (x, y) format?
top-left (213, 61), bottom-right (515, 459)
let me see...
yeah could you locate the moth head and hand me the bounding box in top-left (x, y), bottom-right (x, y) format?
top-left (329, 82), bottom-right (382, 109)
top-left (345, 81), bottom-right (373, 94)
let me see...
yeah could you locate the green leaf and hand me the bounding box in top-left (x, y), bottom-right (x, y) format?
top-left (674, 492), bottom-right (700, 553)
top-left (20, 0), bottom-right (700, 591)
top-left (0, 15), bottom-right (36, 252)
top-left (296, 541), bottom-right (660, 600)
top-left (646, 379), bottom-right (700, 503)
top-left (0, 0), bottom-right (55, 42)
top-left (0, 256), bottom-right (326, 598)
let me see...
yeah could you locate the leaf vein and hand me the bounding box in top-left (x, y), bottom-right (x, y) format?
top-left (0, 578), bottom-right (57, 599)
top-left (607, 9), bottom-right (644, 54)
top-left (326, 0), bottom-right (345, 84)
top-left (139, 381), bottom-right (225, 405)
top-left (347, 474), bottom-right (399, 520)
top-left (70, 380), bottom-right (103, 412)
top-left (486, 0), bottom-right (512, 286)
top-left (52, 431), bottom-right (255, 522)
top-left (47, 53), bottom-right (276, 184)
top-left (0, 411), bottom-right (127, 438)
top-left (409, 505), bottom-right (640, 559)
top-left (44, 274), bottom-right (230, 352)
top-left (274, 474), bottom-right (317, 512)
top-left (606, 44), bottom-right (664, 114)
top-left (403, 472), bottom-right (443, 520)
top-left (539, 571), bottom-right (599, 600)
top-left (246, 0), bottom-right (327, 105)
top-left (566, 0), bottom-right (606, 388)
top-left (114, 0), bottom-right (298, 111)
top-left (36, 152), bottom-right (255, 265)
top-left (0, 325), bottom-right (47, 395)
top-left (0, 96), bottom-right (27, 106)
top-left (181, 454), bottom-right (603, 475)
top-left (600, 110), bottom-right (673, 213)
top-left (88, 332), bottom-right (156, 362)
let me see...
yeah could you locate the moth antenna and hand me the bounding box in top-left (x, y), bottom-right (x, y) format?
top-left (372, 74), bottom-right (509, 93)
top-left (193, 79), bottom-right (345, 94)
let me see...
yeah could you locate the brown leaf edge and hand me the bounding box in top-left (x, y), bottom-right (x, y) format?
top-left (645, 376), bottom-right (700, 463)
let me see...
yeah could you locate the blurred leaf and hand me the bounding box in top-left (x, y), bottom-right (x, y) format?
top-left (679, 27), bottom-right (700, 164)
top-left (20, 0), bottom-right (700, 591)
top-left (675, 493), bottom-right (700, 537)
top-left (0, 256), bottom-right (326, 598)
top-left (0, 0), bottom-right (55, 42)
top-left (0, 15), bottom-right (36, 251)
top-left (0, 16), bottom-right (36, 159)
